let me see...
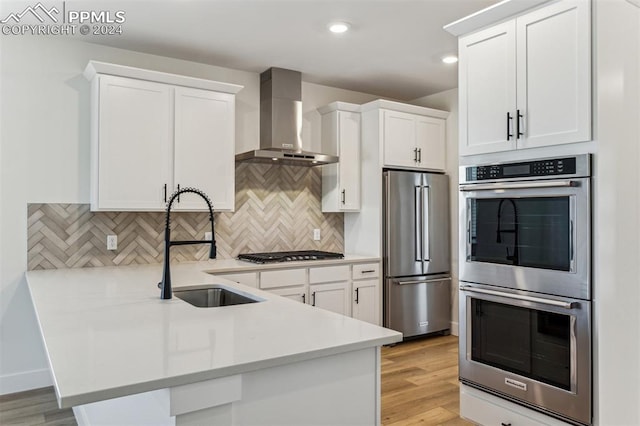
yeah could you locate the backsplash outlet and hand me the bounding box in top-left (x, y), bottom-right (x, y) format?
top-left (27, 163), bottom-right (343, 270)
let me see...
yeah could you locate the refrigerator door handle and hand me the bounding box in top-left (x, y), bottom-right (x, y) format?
top-left (422, 186), bottom-right (430, 261)
top-left (397, 277), bottom-right (452, 285)
top-left (414, 185), bottom-right (422, 262)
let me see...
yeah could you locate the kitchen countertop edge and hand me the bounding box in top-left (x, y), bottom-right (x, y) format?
top-left (26, 255), bottom-right (398, 409)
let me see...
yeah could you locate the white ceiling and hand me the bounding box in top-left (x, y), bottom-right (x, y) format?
top-left (78, 0), bottom-right (499, 100)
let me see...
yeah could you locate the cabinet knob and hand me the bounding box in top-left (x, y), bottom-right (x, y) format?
top-left (355, 287), bottom-right (360, 304)
top-left (506, 112), bottom-right (513, 140)
top-left (301, 293), bottom-right (306, 304)
top-left (413, 147), bottom-right (418, 162)
top-left (501, 423), bottom-right (512, 426)
top-left (417, 148), bottom-right (422, 163)
top-left (312, 291), bottom-right (316, 306)
top-left (341, 189), bottom-right (346, 204)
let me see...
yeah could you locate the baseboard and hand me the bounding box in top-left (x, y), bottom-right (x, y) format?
top-left (73, 406), bottom-right (89, 426)
top-left (450, 321), bottom-right (459, 336)
top-left (0, 368), bottom-right (52, 395)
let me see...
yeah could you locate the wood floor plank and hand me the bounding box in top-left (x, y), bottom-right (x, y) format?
top-left (381, 335), bottom-right (471, 426)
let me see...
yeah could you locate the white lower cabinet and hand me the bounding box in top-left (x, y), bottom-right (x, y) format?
top-left (259, 268), bottom-right (306, 289)
top-left (310, 281), bottom-right (350, 316)
top-left (352, 279), bottom-right (379, 325)
top-left (351, 262), bottom-right (380, 325)
top-left (460, 385), bottom-right (572, 426)
top-left (269, 286), bottom-right (307, 304)
top-left (248, 261), bottom-right (381, 322)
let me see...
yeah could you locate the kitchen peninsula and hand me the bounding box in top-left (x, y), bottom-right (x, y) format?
top-left (26, 261), bottom-right (401, 425)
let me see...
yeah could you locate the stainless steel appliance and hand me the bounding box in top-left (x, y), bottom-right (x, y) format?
top-left (383, 170), bottom-right (450, 339)
top-left (238, 250), bottom-right (344, 264)
top-left (458, 155), bottom-right (592, 425)
top-left (235, 68), bottom-right (339, 166)
top-left (459, 154), bottom-right (591, 299)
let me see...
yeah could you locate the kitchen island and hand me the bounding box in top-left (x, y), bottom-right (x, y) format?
top-left (26, 261), bottom-right (402, 425)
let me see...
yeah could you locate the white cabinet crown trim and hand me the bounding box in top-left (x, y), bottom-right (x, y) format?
top-left (84, 60), bottom-right (244, 94)
top-left (360, 99), bottom-right (449, 119)
top-left (443, 0), bottom-right (553, 36)
top-left (317, 101), bottom-right (361, 114)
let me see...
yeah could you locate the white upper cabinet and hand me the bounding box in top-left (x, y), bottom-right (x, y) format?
top-left (84, 61), bottom-right (243, 212)
top-left (319, 102), bottom-right (361, 212)
top-left (173, 87), bottom-right (236, 211)
top-left (383, 110), bottom-right (447, 171)
top-left (458, 0), bottom-right (591, 156)
top-left (459, 21), bottom-right (517, 156)
top-left (360, 100), bottom-right (448, 172)
top-left (96, 76), bottom-right (173, 210)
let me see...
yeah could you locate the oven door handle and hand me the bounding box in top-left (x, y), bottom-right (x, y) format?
top-left (459, 285), bottom-right (576, 309)
top-left (459, 180), bottom-right (577, 192)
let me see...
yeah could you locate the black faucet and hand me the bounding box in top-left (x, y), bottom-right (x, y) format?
top-left (159, 187), bottom-right (217, 299)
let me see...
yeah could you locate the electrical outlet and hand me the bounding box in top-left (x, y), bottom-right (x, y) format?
top-left (313, 229), bottom-right (321, 241)
top-left (204, 231), bottom-right (213, 241)
top-left (106, 235), bottom-right (117, 250)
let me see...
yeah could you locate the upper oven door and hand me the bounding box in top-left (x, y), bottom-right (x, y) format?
top-left (459, 178), bottom-right (590, 299)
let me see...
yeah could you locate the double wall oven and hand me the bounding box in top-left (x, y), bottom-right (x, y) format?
top-left (458, 154), bottom-right (591, 425)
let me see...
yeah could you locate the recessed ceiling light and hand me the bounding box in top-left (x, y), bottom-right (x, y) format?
top-left (328, 22), bottom-right (350, 34)
top-left (442, 55), bottom-right (458, 64)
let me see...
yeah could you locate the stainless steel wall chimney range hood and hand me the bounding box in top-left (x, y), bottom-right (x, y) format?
top-left (235, 67), bottom-right (339, 166)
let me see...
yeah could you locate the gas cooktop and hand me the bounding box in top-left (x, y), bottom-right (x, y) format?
top-left (237, 250), bottom-right (344, 264)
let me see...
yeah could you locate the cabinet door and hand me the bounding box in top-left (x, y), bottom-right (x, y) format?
top-left (338, 111), bottom-right (361, 210)
top-left (310, 282), bottom-right (350, 316)
top-left (174, 87), bottom-right (235, 211)
top-left (96, 76), bottom-right (172, 210)
top-left (353, 279), bottom-right (379, 325)
top-left (515, 0), bottom-right (591, 149)
top-left (382, 110), bottom-right (418, 168)
top-left (415, 116), bottom-right (446, 171)
top-left (459, 21), bottom-right (517, 156)
top-left (270, 286), bottom-right (307, 304)
top-left (321, 110), bottom-right (361, 212)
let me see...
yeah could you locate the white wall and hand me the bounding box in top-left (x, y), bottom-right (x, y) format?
top-left (593, 0), bottom-right (640, 424)
top-left (411, 89), bottom-right (459, 335)
top-left (0, 36), bottom-right (382, 394)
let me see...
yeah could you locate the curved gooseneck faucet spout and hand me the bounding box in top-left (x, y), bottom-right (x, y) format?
top-left (159, 187), bottom-right (217, 299)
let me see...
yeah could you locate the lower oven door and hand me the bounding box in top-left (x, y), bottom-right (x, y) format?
top-left (459, 282), bottom-right (591, 425)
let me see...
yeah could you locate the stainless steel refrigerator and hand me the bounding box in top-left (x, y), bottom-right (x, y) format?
top-left (383, 170), bottom-right (451, 339)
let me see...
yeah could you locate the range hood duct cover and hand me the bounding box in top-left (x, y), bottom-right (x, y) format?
top-left (235, 67), bottom-right (338, 166)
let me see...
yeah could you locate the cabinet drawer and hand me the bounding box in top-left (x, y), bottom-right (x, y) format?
top-left (352, 263), bottom-right (380, 280)
top-left (460, 385), bottom-right (568, 426)
top-left (215, 272), bottom-right (258, 288)
top-left (260, 268), bottom-right (306, 289)
top-left (309, 265), bottom-right (349, 284)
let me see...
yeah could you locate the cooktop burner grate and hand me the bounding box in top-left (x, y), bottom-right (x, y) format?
top-left (237, 250), bottom-right (344, 264)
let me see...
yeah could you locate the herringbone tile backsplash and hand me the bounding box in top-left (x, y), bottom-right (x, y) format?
top-left (27, 163), bottom-right (344, 270)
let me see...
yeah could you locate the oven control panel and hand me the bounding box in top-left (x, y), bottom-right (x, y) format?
top-left (466, 157), bottom-right (578, 181)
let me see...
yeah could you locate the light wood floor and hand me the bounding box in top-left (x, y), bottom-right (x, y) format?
top-left (381, 334), bottom-right (471, 426)
top-left (0, 386), bottom-right (76, 425)
top-left (0, 335), bottom-right (468, 426)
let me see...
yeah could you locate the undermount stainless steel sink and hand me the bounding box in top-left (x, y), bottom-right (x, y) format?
top-left (174, 285), bottom-right (261, 308)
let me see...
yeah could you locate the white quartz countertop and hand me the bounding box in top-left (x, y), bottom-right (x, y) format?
top-left (26, 260), bottom-right (400, 408)
top-left (201, 254), bottom-right (380, 274)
